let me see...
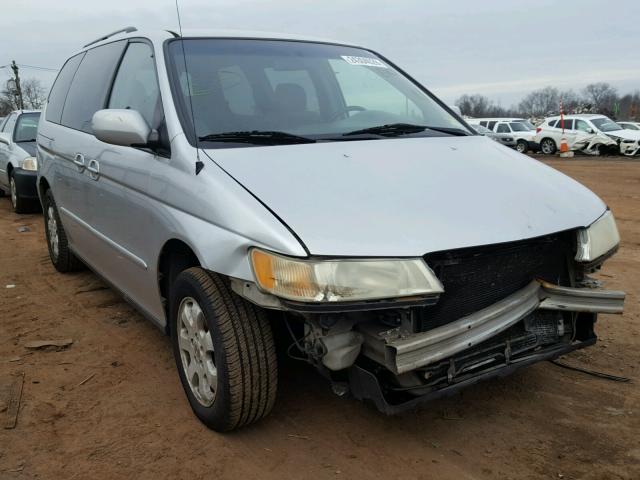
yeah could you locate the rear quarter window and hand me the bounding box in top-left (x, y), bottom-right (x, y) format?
top-left (60, 41), bottom-right (126, 133)
top-left (46, 53), bottom-right (85, 124)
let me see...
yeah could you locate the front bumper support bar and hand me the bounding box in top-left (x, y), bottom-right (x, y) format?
top-left (359, 280), bottom-right (625, 375)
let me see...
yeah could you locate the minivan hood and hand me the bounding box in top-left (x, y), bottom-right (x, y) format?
top-left (205, 136), bottom-right (606, 257)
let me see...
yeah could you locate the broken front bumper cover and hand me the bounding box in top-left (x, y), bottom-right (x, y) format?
top-left (359, 280), bottom-right (625, 376)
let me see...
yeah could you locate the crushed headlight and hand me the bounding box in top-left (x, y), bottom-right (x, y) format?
top-left (250, 248), bottom-right (443, 302)
top-left (21, 157), bottom-right (38, 171)
top-left (575, 210), bottom-right (620, 263)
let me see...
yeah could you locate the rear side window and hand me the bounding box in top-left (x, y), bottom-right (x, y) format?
top-left (548, 120), bottom-right (557, 127)
top-left (61, 41), bottom-right (126, 133)
top-left (46, 53), bottom-right (85, 124)
top-left (108, 42), bottom-right (161, 127)
top-left (556, 119), bottom-right (573, 130)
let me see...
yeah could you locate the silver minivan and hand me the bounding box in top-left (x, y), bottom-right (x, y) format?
top-left (37, 28), bottom-right (625, 431)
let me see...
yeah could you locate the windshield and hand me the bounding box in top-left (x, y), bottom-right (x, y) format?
top-left (509, 122), bottom-right (529, 132)
top-left (14, 113), bottom-right (40, 142)
top-left (591, 117), bottom-right (622, 132)
top-left (166, 39), bottom-right (470, 147)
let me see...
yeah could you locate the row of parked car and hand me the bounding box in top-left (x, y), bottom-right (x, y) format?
top-left (0, 27), bottom-right (626, 432)
top-left (467, 115), bottom-right (640, 156)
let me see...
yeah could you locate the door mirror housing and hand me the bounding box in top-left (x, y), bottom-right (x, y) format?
top-left (587, 128), bottom-right (595, 134)
top-left (92, 109), bottom-right (151, 147)
top-left (0, 132), bottom-right (12, 146)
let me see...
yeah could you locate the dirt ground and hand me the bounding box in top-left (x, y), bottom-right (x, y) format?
top-left (0, 157), bottom-right (638, 480)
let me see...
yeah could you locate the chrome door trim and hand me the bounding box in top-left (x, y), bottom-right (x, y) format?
top-left (59, 206), bottom-right (148, 270)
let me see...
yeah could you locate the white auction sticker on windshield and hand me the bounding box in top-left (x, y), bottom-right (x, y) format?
top-left (341, 55), bottom-right (388, 68)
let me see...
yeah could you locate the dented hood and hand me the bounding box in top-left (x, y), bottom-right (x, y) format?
top-left (205, 136), bottom-right (606, 257)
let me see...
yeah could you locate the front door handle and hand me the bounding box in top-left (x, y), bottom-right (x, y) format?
top-left (73, 153), bottom-right (85, 172)
top-left (87, 159), bottom-right (100, 181)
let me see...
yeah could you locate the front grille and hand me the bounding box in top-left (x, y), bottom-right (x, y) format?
top-left (417, 232), bottom-right (574, 332)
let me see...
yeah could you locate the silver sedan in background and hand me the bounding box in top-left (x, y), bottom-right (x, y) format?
top-left (0, 110), bottom-right (41, 213)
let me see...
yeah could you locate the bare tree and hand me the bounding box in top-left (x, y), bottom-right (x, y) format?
top-left (582, 83), bottom-right (619, 116)
top-left (21, 79), bottom-right (47, 109)
top-left (518, 87), bottom-right (559, 117)
top-left (0, 77), bottom-right (47, 114)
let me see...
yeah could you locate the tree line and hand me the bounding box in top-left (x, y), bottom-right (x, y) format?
top-left (456, 83), bottom-right (639, 120)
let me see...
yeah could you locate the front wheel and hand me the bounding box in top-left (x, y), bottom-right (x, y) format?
top-left (10, 173), bottom-right (29, 213)
top-left (171, 268), bottom-right (278, 431)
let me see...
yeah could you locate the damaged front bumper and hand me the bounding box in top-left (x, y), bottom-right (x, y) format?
top-left (358, 280), bottom-right (625, 375)
top-left (349, 280), bottom-right (624, 414)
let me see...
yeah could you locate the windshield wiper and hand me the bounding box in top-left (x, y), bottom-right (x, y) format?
top-left (343, 123), bottom-right (428, 137)
top-left (198, 131), bottom-right (316, 145)
top-left (343, 123), bottom-right (471, 137)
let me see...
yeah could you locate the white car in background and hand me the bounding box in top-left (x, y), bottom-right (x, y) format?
top-left (535, 114), bottom-right (639, 156)
top-left (618, 121), bottom-right (640, 131)
top-left (467, 118), bottom-right (539, 153)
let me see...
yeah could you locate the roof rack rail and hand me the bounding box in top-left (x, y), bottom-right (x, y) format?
top-left (83, 26), bottom-right (137, 48)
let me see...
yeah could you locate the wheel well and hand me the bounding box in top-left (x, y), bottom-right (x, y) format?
top-left (158, 239), bottom-right (200, 334)
top-left (38, 177), bottom-right (50, 199)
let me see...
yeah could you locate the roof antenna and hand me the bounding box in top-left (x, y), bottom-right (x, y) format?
top-left (175, 0), bottom-right (204, 175)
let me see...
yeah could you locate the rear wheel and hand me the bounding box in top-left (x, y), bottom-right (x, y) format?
top-left (540, 138), bottom-right (557, 155)
top-left (171, 268), bottom-right (278, 431)
top-left (516, 140), bottom-right (528, 153)
top-left (43, 189), bottom-right (84, 272)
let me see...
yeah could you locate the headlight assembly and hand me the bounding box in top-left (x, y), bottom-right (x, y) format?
top-left (250, 248), bottom-right (443, 303)
top-left (575, 210), bottom-right (620, 263)
top-left (21, 157), bottom-right (38, 171)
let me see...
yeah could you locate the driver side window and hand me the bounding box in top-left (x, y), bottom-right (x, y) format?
top-left (108, 42), bottom-right (162, 128)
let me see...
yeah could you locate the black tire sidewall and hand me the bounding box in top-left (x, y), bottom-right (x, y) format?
top-left (170, 270), bottom-right (233, 430)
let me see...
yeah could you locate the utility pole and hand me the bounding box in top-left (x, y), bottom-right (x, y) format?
top-left (10, 60), bottom-right (24, 110)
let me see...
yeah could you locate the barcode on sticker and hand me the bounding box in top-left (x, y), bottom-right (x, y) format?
top-left (341, 56), bottom-right (388, 68)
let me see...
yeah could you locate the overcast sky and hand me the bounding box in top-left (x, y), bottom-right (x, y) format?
top-left (2, 0), bottom-right (638, 107)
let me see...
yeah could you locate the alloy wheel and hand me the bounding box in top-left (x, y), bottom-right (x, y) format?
top-left (10, 178), bottom-right (17, 210)
top-left (177, 297), bottom-right (217, 407)
top-left (541, 139), bottom-right (555, 154)
top-left (47, 206), bottom-right (59, 260)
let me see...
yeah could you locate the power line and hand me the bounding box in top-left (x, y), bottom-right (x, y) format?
top-left (0, 63), bottom-right (58, 72)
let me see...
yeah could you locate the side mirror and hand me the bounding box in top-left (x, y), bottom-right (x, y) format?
top-left (0, 132), bottom-right (11, 146)
top-left (587, 128), bottom-right (595, 134)
top-left (92, 109), bottom-right (151, 147)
